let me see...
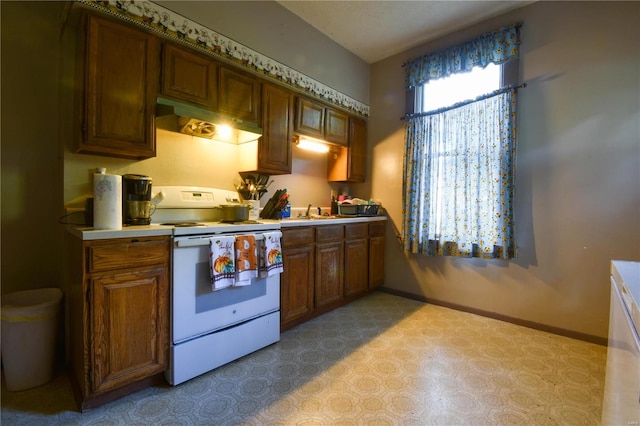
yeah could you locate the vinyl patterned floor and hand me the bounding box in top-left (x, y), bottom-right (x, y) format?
top-left (1, 292), bottom-right (606, 425)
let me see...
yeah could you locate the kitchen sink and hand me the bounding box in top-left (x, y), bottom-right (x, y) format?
top-left (297, 214), bottom-right (341, 220)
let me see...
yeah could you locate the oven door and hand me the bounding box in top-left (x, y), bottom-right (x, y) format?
top-left (172, 234), bottom-right (280, 344)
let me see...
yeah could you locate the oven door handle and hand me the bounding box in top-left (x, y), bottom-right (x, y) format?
top-left (175, 231), bottom-right (282, 247)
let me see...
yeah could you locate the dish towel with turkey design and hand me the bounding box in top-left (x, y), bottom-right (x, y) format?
top-left (259, 231), bottom-right (284, 278)
top-left (209, 236), bottom-right (235, 291)
top-left (234, 234), bottom-right (258, 286)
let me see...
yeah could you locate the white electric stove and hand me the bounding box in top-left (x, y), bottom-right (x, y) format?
top-left (152, 186), bottom-right (282, 385)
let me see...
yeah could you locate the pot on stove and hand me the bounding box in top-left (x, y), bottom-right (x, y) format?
top-left (220, 203), bottom-right (249, 222)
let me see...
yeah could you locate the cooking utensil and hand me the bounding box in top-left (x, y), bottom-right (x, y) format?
top-left (220, 203), bottom-right (249, 222)
top-left (233, 177), bottom-right (245, 192)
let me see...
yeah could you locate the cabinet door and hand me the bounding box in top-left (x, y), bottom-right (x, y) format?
top-left (328, 117), bottom-right (367, 182)
top-left (369, 222), bottom-right (385, 289)
top-left (315, 240), bottom-right (344, 307)
top-left (281, 244), bottom-right (315, 325)
top-left (345, 237), bottom-right (368, 297)
top-left (344, 223), bottom-right (368, 297)
top-left (218, 66), bottom-right (260, 123)
top-left (348, 117), bottom-right (367, 182)
top-left (325, 108), bottom-right (349, 146)
top-left (295, 97), bottom-right (325, 139)
top-left (258, 83), bottom-right (293, 174)
top-left (161, 43), bottom-right (217, 107)
top-left (80, 14), bottom-right (158, 159)
top-left (90, 268), bottom-right (168, 394)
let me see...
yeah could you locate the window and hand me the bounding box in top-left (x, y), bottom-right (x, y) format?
top-left (418, 63), bottom-right (501, 112)
top-left (402, 25), bottom-right (521, 259)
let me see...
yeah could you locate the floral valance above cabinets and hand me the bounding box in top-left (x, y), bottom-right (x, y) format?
top-left (77, 0), bottom-right (370, 118)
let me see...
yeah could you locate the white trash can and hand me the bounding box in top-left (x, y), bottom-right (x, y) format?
top-left (1, 288), bottom-right (63, 391)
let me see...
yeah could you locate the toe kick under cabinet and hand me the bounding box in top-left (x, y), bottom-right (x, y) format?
top-left (65, 234), bottom-right (170, 411)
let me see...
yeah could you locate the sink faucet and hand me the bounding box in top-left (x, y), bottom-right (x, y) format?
top-left (305, 203), bottom-right (312, 217)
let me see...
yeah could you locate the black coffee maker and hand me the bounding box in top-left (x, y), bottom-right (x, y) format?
top-left (122, 174), bottom-right (153, 225)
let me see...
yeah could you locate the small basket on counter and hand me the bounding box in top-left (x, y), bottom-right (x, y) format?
top-left (338, 202), bottom-right (381, 217)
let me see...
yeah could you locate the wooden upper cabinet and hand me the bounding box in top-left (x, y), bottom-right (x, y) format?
top-left (295, 97), bottom-right (325, 139)
top-left (79, 13), bottom-right (159, 159)
top-left (294, 96), bottom-right (348, 146)
top-left (218, 66), bottom-right (260, 124)
top-left (347, 116), bottom-right (366, 182)
top-left (161, 43), bottom-right (217, 108)
top-left (257, 83), bottom-right (293, 175)
top-left (324, 108), bottom-right (349, 146)
top-left (328, 117), bottom-right (367, 183)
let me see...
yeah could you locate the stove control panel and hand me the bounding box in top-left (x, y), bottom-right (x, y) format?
top-left (153, 186), bottom-right (238, 209)
top-left (181, 191), bottom-right (214, 203)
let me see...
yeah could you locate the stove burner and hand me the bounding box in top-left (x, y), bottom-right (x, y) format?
top-left (219, 220), bottom-right (261, 224)
top-left (161, 222), bottom-right (205, 227)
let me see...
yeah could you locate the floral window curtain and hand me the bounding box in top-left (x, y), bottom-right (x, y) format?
top-left (402, 24), bottom-right (520, 260)
top-left (406, 24), bottom-right (520, 88)
top-left (403, 89), bottom-right (517, 259)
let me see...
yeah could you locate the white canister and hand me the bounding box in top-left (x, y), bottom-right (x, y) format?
top-left (244, 200), bottom-right (260, 221)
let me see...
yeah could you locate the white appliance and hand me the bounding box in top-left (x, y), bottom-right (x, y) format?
top-left (152, 186), bottom-right (282, 385)
top-left (603, 260), bottom-right (640, 425)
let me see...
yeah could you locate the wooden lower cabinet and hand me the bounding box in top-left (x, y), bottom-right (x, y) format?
top-left (281, 243), bottom-right (315, 324)
top-left (368, 221), bottom-right (386, 289)
top-left (66, 235), bottom-right (170, 411)
top-left (280, 221), bottom-right (385, 331)
top-left (344, 223), bottom-right (369, 298)
top-left (315, 226), bottom-right (344, 307)
top-left (280, 227), bottom-right (315, 327)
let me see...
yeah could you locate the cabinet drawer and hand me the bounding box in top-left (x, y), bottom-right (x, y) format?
top-left (369, 221), bottom-right (385, 237)
top-left (316, 225), bottom-right (344, 242)
top-left (87, 237), bottom-right (169, 273)
top-left (282, 227), bottom-right (315, 248)
top-left (345, 223), bottom-right (367, 239)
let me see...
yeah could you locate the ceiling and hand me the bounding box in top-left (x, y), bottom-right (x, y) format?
top-left (277, 1), bottom-right (533, 64)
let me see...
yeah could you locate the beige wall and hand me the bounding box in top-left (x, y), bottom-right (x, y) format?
top-left (1, 1), bottom-right (68, 294)
top-left (63, 130), bottom-right (341, 211)
top-left (369, 1), bottom-right (640, 340)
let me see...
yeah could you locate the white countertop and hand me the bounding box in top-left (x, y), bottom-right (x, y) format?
top-left (67, 215), bottom-right (386, 240)
top-left (66, 224), bottom-right (174, 240)
top-left (280, 215), bottom-right (386, 228)
top-left (611, 260), bottom-right (640, 323)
